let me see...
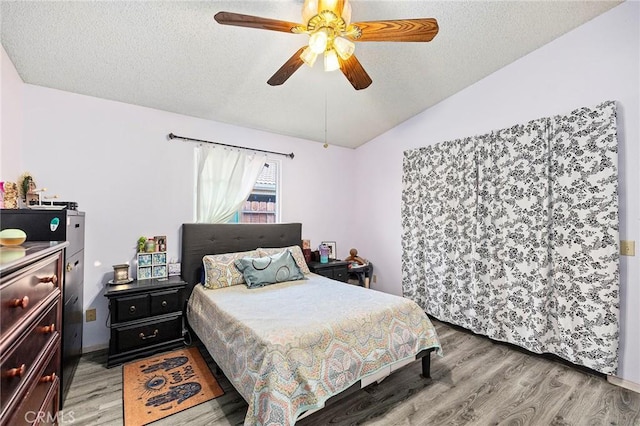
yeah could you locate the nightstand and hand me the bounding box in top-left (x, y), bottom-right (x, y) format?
top-left (104, 276), bottom-right (187, 367)
top-left (307, 260), bottom-right (349, 282)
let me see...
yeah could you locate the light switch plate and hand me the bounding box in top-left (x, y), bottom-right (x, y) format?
top-left (620, 240), bottom-right (635, 256)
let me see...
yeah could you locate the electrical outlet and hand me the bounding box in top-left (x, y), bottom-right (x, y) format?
top-left (373, 274), bottom-right (377, 283)
top-left (86, 308), bottom-right (97, 322)
top-left (620, 240), bottom-right (636, 256)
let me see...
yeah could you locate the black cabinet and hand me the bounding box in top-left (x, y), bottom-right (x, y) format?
top-left (0, 209), bottom-right (84, 408)
top-left (104, 276), bottom-right (187, 367)
top-left (307, 260), bottom-right (349, 282)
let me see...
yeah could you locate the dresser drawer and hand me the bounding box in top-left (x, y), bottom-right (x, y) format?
top-left (1, 253), bottom-right (62, 340)
top-left (0, 301), bottom-right (60, 418)
top-left (114, 294), bottom-right (150, 323)
top-left (332, 266), bottom-right (349, 282)
top-left (113, 315), bottom-right (182, 353)
top-left (150, 289), bottom-right (182, 315)
top-left (7, 342), bottom-right (60, 426)
top-left (65, 215), bottom-right (84, 258)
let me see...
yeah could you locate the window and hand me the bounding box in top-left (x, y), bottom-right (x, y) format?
top-left (230, 160), bottom-right (279, 223)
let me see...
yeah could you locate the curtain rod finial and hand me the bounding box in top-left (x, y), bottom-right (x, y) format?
top-left (168, 133), bottom-right (176, 140)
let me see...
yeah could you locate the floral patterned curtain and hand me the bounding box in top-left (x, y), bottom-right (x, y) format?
top-left (401, 101), bottom-right (619, 374)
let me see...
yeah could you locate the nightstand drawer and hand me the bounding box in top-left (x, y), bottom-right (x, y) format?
top-left (315, 269), bottom-right (334, 279)
top-left (333, 266), bottom-right (348, 282)
top-left (113, 315), bottom-right (182, 353)
top-left (150, 289), bottom-right (182, 315)
top-left (114, 294), bottom-right (150, 322)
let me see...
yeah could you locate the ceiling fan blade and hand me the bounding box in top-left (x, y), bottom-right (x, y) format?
top-left (339, 54), bottom-right (372, 90)
top-left (267, 47), bottom-right (306, 86)
top-left (348, 18), bottom-right (439, 42)
top-left (214, 11), bottom-right (300, 33)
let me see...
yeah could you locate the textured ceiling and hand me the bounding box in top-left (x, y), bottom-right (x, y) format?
top-left (1, 1), bottom-right (622, 148)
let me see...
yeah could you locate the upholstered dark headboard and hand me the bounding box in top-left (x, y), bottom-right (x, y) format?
top-left (180, 223), bottom-right (302, 291)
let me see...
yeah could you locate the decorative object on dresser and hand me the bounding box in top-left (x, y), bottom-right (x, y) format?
top-left (306, 259), bottom-right (350, 282)
top-left (104, 276), bottom-right (187, 367)
top-left (0, 209), bottom-right (85, 409)
top-left (109, 264), bottom-right (133, 285)
top-left (0, 241), bottom-right (68, 424)
top-left (136, 252), bottom-right (167, 280)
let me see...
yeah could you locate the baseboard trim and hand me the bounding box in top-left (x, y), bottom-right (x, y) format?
top-left (82, 343), bottom-right (109, 354)
top-left (607, 375), bottom-right (640, 394)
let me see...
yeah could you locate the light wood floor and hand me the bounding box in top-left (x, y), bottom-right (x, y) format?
top-left (61, 320), bottom-right (640, 425)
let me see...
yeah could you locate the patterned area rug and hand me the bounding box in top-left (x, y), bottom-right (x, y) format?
top-left (122, 347), bottom-right (224, 425)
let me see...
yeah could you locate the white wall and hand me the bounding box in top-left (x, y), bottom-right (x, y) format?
top-left (20, 86), bottom-right (356, 350)
top-left (353, 2), bottom-right (639, 384)
top-left (0, 44), bottom-right (24, 179)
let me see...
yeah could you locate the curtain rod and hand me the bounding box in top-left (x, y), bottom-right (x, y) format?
top-left (168, 133), bottom-right (294, 159)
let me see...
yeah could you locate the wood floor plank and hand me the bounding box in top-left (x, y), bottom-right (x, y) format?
top-left (60, 320), bottom-right (640, 426)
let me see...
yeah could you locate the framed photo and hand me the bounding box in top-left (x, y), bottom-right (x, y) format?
top-left (321, 241), bottom-right (337, 259)
top-left (154, 235), bottom-right (167, 252)
top-left (168, 263), bottom-right (181, 276)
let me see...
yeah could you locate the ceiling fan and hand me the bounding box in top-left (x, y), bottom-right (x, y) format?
top-left (214, 0), bottom-right (439, 90)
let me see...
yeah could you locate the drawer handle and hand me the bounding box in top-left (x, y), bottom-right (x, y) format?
top-left (139, 329), bottom-right (159, 340)
top-left (4, 364), bottom-right (26, 379)
top-left (129, 306), bottom-right (136, 313)
top-left (161, 301), bottom-right (168, 307)
top-left (11, 296), bottom-right (29, 309)
top-left (39, 275), bottom-right (58, 285)
top-left (66, 263), bottom-right (73, 272)
top-left (40, 323), bottom-right (56, 334)
top-left (40, 372), bottom-right (56, 383)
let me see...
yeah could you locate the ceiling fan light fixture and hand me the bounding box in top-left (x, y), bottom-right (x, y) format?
top-left (342, 1), bottom-right (352, 26)
top-left (324, 49), bottom-right (340, 72)
top-left (319, 0), bottom-right (340, 14)
top-left (302, 0), bottom-right (318, 24)
top-left (300, 47), bottom-right (318, 67)
top-left (309, 29), bottom-right (329, 54)
top-left (333, 36), bottom-right (355, 60)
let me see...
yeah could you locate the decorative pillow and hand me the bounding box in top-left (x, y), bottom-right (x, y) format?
top-left (257, 245), bottom-right (311, 274)
top-left (235, 250), bottom-right (305, 289)
top-left (202, 250), bottom-right (258, 289)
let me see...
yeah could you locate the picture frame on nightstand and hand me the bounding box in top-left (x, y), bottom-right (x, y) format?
top-left (321, 241), bottom-right (337, 259)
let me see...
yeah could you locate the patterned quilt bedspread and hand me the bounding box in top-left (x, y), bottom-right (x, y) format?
top-left (186, 274), bottom-right (441, 425)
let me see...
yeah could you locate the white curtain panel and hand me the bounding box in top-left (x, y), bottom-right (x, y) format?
top-left (196, 146), bottom-right (266, 223)
top-left (401, 101), bottom-right (619, 374)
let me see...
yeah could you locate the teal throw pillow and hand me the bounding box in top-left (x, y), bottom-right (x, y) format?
top-left (235, 250), bottom-right (304, 288)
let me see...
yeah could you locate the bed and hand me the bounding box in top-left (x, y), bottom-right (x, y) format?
top-left (181, 223), bottom-right (441, 425)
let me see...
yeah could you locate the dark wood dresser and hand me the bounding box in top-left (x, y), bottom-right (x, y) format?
top-left (0, 241), bottom-right (68, 426)
top-left (104, 276), bottom-right (187, 367)
top-left (0, 209), bottom-right (85, 408)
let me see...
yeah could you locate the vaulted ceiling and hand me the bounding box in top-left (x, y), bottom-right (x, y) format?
top-left (1, 1), bottom-right (622, 148)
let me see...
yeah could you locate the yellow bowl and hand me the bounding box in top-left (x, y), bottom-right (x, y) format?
top-left (0, 229), bottom-right (27, 246)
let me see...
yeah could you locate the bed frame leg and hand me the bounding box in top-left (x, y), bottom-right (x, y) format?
top-left (421, 353), bottom-right (431, 378)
